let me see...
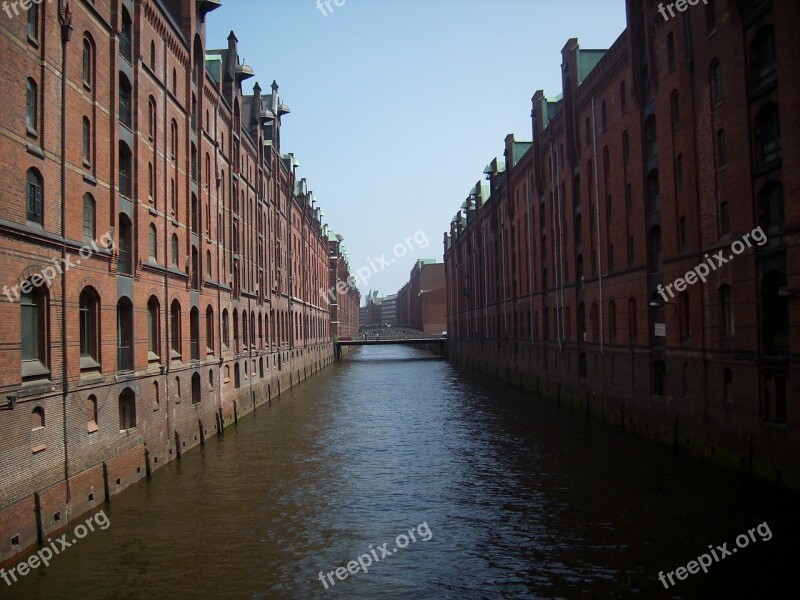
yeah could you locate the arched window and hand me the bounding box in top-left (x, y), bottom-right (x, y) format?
top-left (25, 169), bottom-right (44, 225)
top-left (26, 78), bottom-right (38, 134)
top-left (622, 130), bottom-right (629, 164)
top-left (710, 59), bottom-right (722, 105)
top-left (170, 300), bottom-right (182, 358)
top-left (118, 141), bottom-right (132, 197)
top-left (749, 27), bottom-right (776, 90)
top-left (82, 117), bottom-right (92, 167)
top-left (120, 8), bottom-right (133, 62)
top-left (222, 309), bottom-right (229, 348)
top-left (83, 193), bottom-right (95, 241)
top-left (761, 271), bottom-right (789, 355)
top-left (191, 373), bottom-right (201, 404)
top-left (118, 213), bottom-right (133, 275)
top-left (719, 200), bottom-right (729, 235)
top-left (646, 170), bottom-right (660, 213)
top-left (754, 103), bottom-right (780, 165)
top-left (667, 33), bottom-right (675, 71)
top-left (578, 353), bottom-right (587, 379)
top-left (148, 97), bottom-right (157, 140)
top-left (720, 285), bottom-right (734, 336)
top-left (147, 296), bottom-right (160, 361)
top-left (170, 119), bottom-right (178, 159)
top-left (653, 361), bottom-right (666, 396)
top-left (609, 300), bottom-right (617, 341)
top-left (87, 395), bottom-right (99, 432)
top-left (670, 91), bottom-right (680, 130)
top-left (21, 281), bottom-right (49, 378)
top-left (119, 389), bottom-right (136, 430)
top-left (717, 129), bottom-right (726, 167)
top-left (619, 81), bottom-right (626, 113)
top-left (628, 297), bottom-right (638, 341)
top-left (119, 75), bottom-right (132, 127)
top-left (148, 224), bottom-right (158, 261)
top-left (153, 381), bottom-right (160, 409)
top-left (233, 309), bottom-right (239, 352)
top-left (758, 181), bottom-right (784, 237)
top-left (82, 37), bottom-right (93, 88)
top-left (190, 307), bottom-right (200, 361)
top-left (172, 68), bottom-right (177, 96)
top-left (206, 306), bottom-right (214, 355)
top-left (242, 310), bottom-right (249, 348)
top-left (649, 226), bottom-right (662, 273)
top-left (679, 291), bottom-right (691, 343)
top-left (150, 41), bottom-right (156, 71)
top-left (206, 250), bottom-right (212, 278)
top-left (644, 115), bottom-right (657, 158)
top-left (32, 406), bottom-right (45, 430)
top-left (79, 287), bottom-right (100, 366)
top-left (171, 233), bottom-right (179, 266)
top-left (116, 297), bottom-right (134, 371)
top-left (27, 2), bottom-right (39, 40)
top-left (234, 363), bottom-right (241, 388)
top-left (601, 100), bottom-right (607, 131)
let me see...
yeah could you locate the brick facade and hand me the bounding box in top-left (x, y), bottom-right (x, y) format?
top-left (444, 0), bottom-right (799, 489)
top-left (0, 0), bottom-right (354, 563)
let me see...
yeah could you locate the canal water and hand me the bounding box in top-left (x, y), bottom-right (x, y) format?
top-left (4, 345), bottom-right (797, 599)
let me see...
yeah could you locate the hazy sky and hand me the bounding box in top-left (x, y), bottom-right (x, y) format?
top-left (207, 0), bottom-right (626, 299)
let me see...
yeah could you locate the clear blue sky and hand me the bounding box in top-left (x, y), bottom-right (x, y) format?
top-left (207, 0), bottom-right (626, 299)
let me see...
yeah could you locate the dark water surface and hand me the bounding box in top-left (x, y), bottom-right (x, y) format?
top-left (4, 345), bottom-right (798, 599)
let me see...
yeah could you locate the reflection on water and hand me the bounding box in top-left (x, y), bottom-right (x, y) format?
top-left (4, 345), bottom-right (797, 599)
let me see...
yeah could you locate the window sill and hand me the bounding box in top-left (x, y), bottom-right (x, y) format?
top-left (80, 356), bottom-right (101, 371)
top-left (28, 34), bottom-right (39, 48)
top-left (32, 444), bottom-right (47, 454)
top-left (22, 360), bottom-right (50, 380)
top-left (87, 421), bottom-right (99, 434)
top-left (83, 172), bottom-right (97, 185)
top-left (27, 143), bottom-right (44, 159)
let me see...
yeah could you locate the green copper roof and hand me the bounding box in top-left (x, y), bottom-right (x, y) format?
top-left (578, 49), bottom-right (607, 84)
top-left (512, 142), bottom-right (533, 166)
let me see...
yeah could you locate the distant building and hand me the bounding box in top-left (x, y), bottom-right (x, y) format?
top-left (381, 295), bottom-right (398, 325)
top-left (396, 260), bottom-right (446, 334)
top-left (328, 232), bottom-right (360, 340)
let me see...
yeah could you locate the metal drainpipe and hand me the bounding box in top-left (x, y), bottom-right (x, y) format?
top-left (59, 0), bottom-right (73, 518)
top-left (162, 36), bottom-right (171, 447)
top-left (591, 97), bottom-right (604, 354)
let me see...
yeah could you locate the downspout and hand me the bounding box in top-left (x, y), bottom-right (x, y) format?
top-left (526, 180), bottom-right (533, 344)
top-left (556, 144), bottom-right (565, 341)
top-left (58, 0), bottom-right (73, 517)
top-left (161, 35), bottom-right (171, 445)
top-left (550, 143), bottom-right (562, 349)
top-left (591, 97), bottom-right (604, 354)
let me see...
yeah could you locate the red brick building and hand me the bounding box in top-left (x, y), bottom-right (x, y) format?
top-left (0, 0), bottom-right (351, 562)
top-left (397, 260), bottom-right (447, 334)
top-left (445, 0), bottom-right (799, 489)
top-left (327, 231), bottom-right (360, 340)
